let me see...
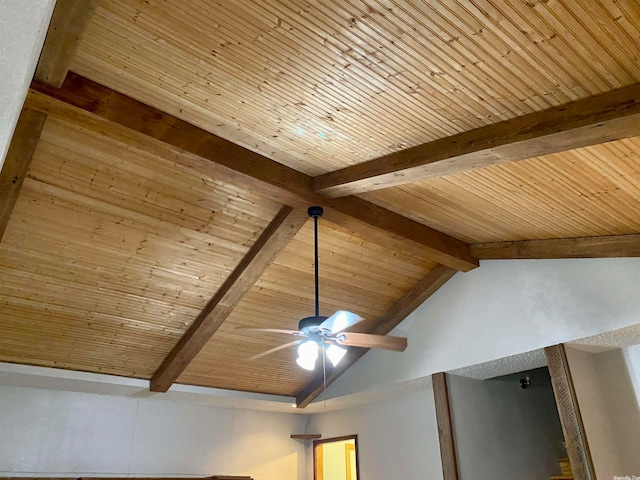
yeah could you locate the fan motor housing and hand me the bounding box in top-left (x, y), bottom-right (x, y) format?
top-left (298, 315), bottom-right (328, 331)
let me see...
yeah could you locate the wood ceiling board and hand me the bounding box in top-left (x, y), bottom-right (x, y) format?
top-left (28, 119), bottom-right (277, 260)
top-left (361, 137), bottom-right (640, 243)
top-left (176, 332), bottom-right (315, 397)
top-left (0, 261), bottom-right (199, 328)
top-left (71, 0), bottom-right (640, 175)
top-left (179, 220), bottom-right (437, 395)
top-left (33, 115), bottom-right (278, 219)
top-left (250, 266), bottom-right (395, 320)
top-left (6, 180), bottom-right (233, 298)
top-left (27, 76), bottom-right (477, 271)
top-left (271, 222), bottom-right (438, 299)
top-left (0, 296), bottom-right (179, 377)
top-left (0, 116), bottom-right (282, 379)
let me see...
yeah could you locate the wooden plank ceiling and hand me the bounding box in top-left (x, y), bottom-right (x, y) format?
top-left (0, 115), bottom-right (282, 377)
top-left (1, 0), bottom-right (640, 404)
top-left (361, 137), bottom-right (640, 243)
top-left (70, 0), bottom-right (640, 175)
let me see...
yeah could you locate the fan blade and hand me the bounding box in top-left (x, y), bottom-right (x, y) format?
top-left (248, 340), bottom-right (301, 361)
top-left (233, 327), bottom-right (301, 336)
top-left (338, 332), bottom-right (407, 352)
top-left (320, 310), bottom-right (365, 333)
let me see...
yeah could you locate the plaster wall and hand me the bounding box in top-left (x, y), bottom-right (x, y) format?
top-left (591, 348), bottom-right (640, 476)
top-left (566, 347), bottom-right (640, 478)
top-left (322, 259), bottom-right (640, 400)
top-left (625, 344), bottom-right (640, 409)
top-left (448, 371), bottom-right (565, 480)
top-left (0, 385), bottom-right (307, 480)
top-left (307, 386), bottom-right (443, 480)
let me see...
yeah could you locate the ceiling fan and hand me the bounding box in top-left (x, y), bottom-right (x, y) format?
top-left (242, 206), bottom-right (408, 371)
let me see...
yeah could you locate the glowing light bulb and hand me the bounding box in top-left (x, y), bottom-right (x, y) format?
top-left (296, 340), bottom-right (319, 371)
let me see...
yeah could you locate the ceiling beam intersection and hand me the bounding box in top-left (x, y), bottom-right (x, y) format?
top-left (27, 73), bottom-right (478, 272)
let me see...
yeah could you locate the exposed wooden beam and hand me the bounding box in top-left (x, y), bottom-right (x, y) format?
top-left (296, 264), bottom-right (457, 408)
top-left (150, 206), bottom-right (309, 392)
top-left (545, 344), bottom-right (596, 480)
top-left (313, 84), bottom-right (640, 197)
top-left (0, 109), bottom-right (47, 243)
top-left (471, 234), bottom-right (640, 260)
top-left (35, 0), bottom-right (98, 87)
top-left (26, 73), bottom-right (478, 272)
top-left (432, 372), bottom-right (460, 480)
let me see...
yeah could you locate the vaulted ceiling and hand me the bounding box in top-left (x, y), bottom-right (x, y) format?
top-left (1, 0), bottom-right (639, 407)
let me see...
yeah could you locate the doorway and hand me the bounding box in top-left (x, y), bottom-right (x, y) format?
top-left (314, 435), bottom-right (359, 480)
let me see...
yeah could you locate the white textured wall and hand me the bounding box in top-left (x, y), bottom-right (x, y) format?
top-left (0, 385), bottom-right (307, 479)
top-left (323, 259), bottom-right (640, 400)
top-left (0, 0), bottom-right (55, 168)
top-left (625, 344), bottom-right (640, 409)
top-left (448, 372), bottom-right (565, 480)
top-left (565, 347), bottom-right (620, 478)
top-left (307, 386), bottom-right (443, 480)
top-left (566, 347), bottom-right (640, 478)
top-left (593, 349), bottom-right (640, 476)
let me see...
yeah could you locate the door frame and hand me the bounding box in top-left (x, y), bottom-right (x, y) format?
top-left (433, 350), bottom-right (596, 480)
top-left (313, 434), bottom-right (360, 480)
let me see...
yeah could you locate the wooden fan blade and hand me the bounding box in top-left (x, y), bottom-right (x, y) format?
top-left (320, 310), bottom-right (365, 333)
top-left (338, 332), bottom-right (407, 352)
top-left (248, 340), bottom-right (301, 361)
top-left (234, 327), bottom-right (301, 335)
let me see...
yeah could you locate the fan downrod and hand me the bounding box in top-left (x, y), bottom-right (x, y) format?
top-left (308, 205), bottom-right (324, 323)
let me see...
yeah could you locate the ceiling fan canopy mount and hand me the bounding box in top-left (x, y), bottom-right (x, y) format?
top-left (298, 315), bottom-right (329, 332)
